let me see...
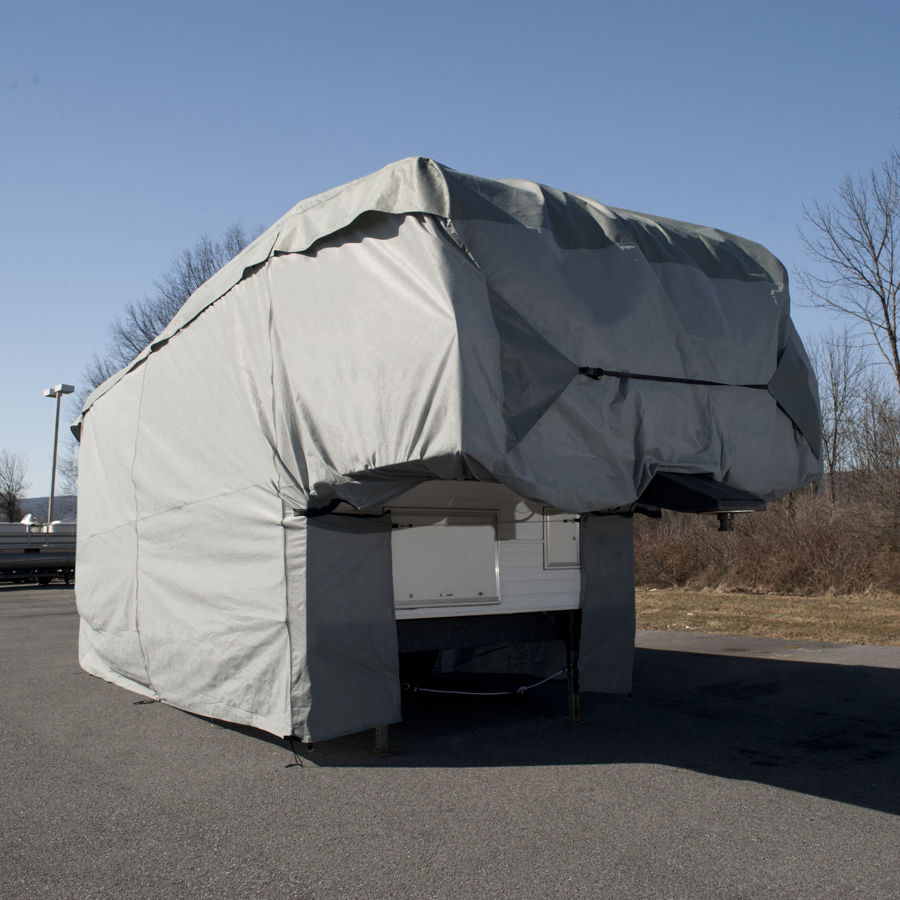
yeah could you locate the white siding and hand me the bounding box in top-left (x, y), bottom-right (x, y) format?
top-left (385, 482), bottom-right (580, 620)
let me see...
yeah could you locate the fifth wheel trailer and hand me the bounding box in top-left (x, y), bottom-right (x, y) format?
top-left (73, 157), bottom-right (821, 743)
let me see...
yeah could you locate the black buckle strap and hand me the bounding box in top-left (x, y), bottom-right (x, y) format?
top-left (578, 366), bottom-right (767, 390)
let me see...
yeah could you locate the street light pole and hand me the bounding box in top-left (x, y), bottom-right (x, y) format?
top-left (43, 383), bottom-right (75, 530)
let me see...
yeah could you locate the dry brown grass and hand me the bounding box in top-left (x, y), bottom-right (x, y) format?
top-left (636, 589), bottom-right (900, 645)
top-left (633, 483), bottom-right (900, 596)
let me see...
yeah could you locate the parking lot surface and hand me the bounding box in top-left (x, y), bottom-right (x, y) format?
top-left (2, 584), bottom-right (898, 898)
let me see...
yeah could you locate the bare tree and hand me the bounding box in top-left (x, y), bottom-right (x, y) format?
top-left (808, 329), bottom-right (870, 500)
top-left (99, 224), bottom-right (257, 378)
top-left (850, 372), bottom-right (900, 474)
top-left (799, 149), bottom-right (900, 399)
top-left (60, 223), bottom-right (259, 491)
top-left (0, 450), bottom-right (29, 522)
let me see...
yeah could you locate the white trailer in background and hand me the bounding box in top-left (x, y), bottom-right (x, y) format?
top-left (0, 521), bottom-right (76, 583)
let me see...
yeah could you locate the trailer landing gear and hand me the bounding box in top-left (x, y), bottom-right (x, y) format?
top-left (373, 725), bottom-right (390, 755)
top-left (566, 609), bottom-right (581, 725)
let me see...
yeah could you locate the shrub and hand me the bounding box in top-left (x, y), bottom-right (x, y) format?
top-left (634, 475), bottom-right (900, 595)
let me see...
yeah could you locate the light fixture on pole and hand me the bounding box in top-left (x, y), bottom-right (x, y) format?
top-left (43, 383), bottom-right (75, 530)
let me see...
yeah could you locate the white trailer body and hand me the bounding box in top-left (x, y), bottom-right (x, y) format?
top-left (386, 482), bottom-right (581, 621)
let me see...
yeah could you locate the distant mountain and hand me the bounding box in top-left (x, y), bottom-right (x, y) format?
top-left (18, 496), bottom-right (78, 523)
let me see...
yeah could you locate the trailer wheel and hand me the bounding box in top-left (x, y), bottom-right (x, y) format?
top-left (37, 576), bottom-right (53, 586)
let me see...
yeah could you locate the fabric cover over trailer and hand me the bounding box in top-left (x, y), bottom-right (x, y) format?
top-left (73, 157), bottom-right (821, 741)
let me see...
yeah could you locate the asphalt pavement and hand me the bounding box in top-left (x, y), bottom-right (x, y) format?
top-left (1, 584), bottom-right (898, 899)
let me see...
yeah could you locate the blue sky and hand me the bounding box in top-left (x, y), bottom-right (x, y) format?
top-left (2, 0), bottom-right (897, 498)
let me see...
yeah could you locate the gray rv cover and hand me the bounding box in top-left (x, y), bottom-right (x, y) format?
top-left (74, 157), bottom-right (821, 739)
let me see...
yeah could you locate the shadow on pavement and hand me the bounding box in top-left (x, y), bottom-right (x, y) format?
top-left (19, 587), bottom-right (893, 817)
top-left (253, 648), bottom-right (900, 816)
